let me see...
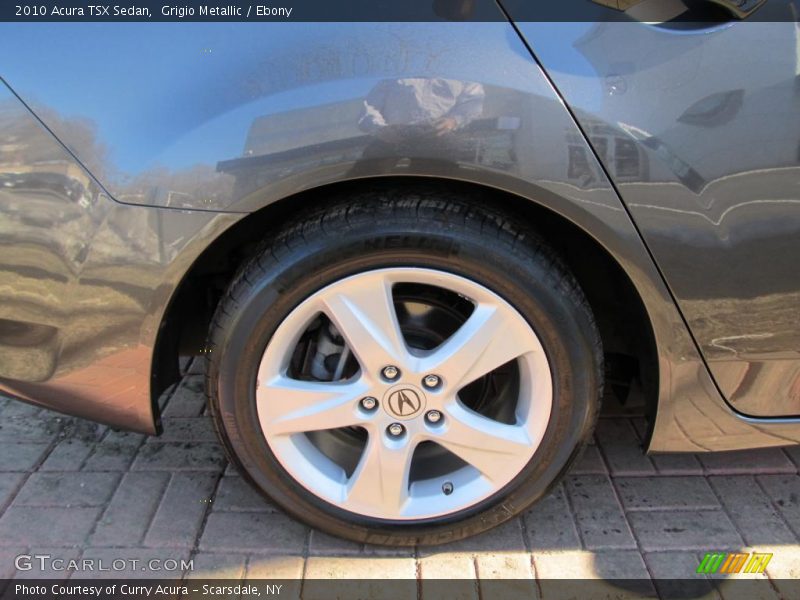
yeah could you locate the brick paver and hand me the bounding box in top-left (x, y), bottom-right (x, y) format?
top-left (614, 476), bottom-right (719, 511)
top-left (628, 509), bottom-right (743, 551)
top-left (0, 443), bottom-right (50, 472)
top-left (565, 475), bottom-right (637, 550)
top-left (145, 473), bottom-right (220, 548)
top-left (13, 472), bottom-right (120, 507)
top-left (2, 365), bottom-right (800, 586)
top-left (90, 472), bottom-right (171, 546)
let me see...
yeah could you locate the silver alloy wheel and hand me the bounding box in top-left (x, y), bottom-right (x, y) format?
top-left (256, 268), bottom-right (553, 520)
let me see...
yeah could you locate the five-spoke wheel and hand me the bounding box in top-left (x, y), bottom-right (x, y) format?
top-left (257, 268), bottom-right (553, 519)
top-left (206, 192), bottom-right (601, 545)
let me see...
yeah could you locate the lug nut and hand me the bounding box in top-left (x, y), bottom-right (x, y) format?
top-left (360, 397), bottom-right (377, 411)
top-left (423, 374), bottom-right (441, 389)
top-left (387, 423), bottom-right (405, 437)
top-left (382, 365), bottom-right (400, 381)
top-left (425, 410), bottom-right (443, 424)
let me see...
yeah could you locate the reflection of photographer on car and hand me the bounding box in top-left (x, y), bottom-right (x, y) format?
top-left (358, 78), bottom-right (485, 146)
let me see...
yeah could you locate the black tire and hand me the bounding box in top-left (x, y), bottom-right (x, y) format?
top-left (206, 187), bottom-right (602, 546)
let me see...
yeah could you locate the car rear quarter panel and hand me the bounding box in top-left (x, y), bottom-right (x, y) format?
top-left (0, 81), bottom-right (239, 432)
top-left (512, 16), bottom-right (800, 419)
top-left (1, 20), bottom-right (798, 449)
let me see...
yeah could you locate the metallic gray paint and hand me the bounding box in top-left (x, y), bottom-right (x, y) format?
top-left (0, 82), bottom-right (241, 432)
top-left (0, 18), bottom-right (798, 449)
top-left (513, 16), bottom-right (800, 422)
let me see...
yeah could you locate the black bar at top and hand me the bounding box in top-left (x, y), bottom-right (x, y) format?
top-left (1, 0), bottom-right (798, 22)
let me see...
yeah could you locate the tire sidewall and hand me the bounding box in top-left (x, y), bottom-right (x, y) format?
top-left (210, 216), bottom-right (600, 545)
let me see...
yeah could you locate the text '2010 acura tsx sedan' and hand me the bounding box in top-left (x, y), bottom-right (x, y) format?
top-left (0, 0), bottom-right (799, 545)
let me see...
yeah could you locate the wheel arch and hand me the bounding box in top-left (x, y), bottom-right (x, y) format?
top-left (152, 175), bottom-right (662, 439)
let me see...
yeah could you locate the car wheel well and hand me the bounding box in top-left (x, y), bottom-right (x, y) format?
top-left (152, 176), bottom-right (659, 431)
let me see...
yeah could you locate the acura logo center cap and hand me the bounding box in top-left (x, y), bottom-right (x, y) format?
top-left (383, 384), bottom-right (426, 420)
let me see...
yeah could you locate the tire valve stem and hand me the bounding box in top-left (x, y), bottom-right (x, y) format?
top-left (442, 481), bottom-right (454, 496)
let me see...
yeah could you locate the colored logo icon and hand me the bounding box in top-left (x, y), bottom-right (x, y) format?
top-left (697, 552), bottom-right (772, 574)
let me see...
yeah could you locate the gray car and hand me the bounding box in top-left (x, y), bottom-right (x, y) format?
top-left (0, 0), bottom-right (798, 545)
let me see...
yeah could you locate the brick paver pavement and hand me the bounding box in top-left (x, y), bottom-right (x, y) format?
top-left (2, 362), bottom-right (800, 595)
